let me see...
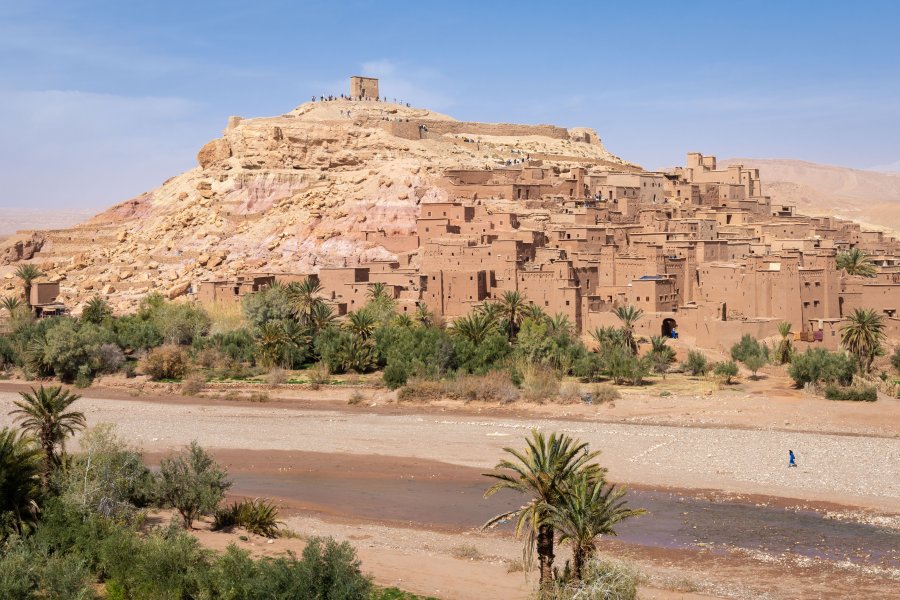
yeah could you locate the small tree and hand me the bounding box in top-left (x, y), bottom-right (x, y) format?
top-left (158, 442), bottom-right (231, 528)
top-left (81, 296), bottom-right (113, 325)
top-left (743, 352), bottom-right (768, 379)
top-left (683, 350), bottom-right (709, 376)
top-left (713, 361), bottom-right (739, 384)
top-left (892, 346), bottom-right (900, 374)
top-left (774, 321), bottom-right (793, 365)
top-left (14, 265), bottom-right (44, 309)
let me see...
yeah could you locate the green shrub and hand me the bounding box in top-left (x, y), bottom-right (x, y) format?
top-left (824, 385), bottom-right (877, 402)
top-left (158, 442), bottom-right (231, 528)
top-left (742, 352), bottom-right (768, 378)
top-left (383, 362), bottom-right (409, 389)
top-left (713, 360), bottom-right (739, 384)
top-left (788, 348), bottom-right (856, 388)
top-left (81, 296), bottom-right (113, 325)
top-left (315, 328), bottom-right (377, 374)
top-left (892, 346), bottom-right (900, 373)
top-left (205, 328), bottom-right (257, 363)
top-left (242, 284), bottom-right (294, 330)
top-left (573, 352), bottom-right (604, 382)
top-left (213, 498), bottom-right (282, 538)
top-left (603, 347), bottom-right (649, 385)
top-left (683, 350), bottom-right (709, 376)
top-left (40, 553), bottom-right (97, 600)
top-left (140, 344), bottom-right (189, 380)
top-left (114, 315), bottom-right (164, 353)
top-left (730, 334), bottom-right (768, 363)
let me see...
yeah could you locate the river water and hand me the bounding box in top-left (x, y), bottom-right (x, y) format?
top-left (225, 459), bottom-right (899, 570)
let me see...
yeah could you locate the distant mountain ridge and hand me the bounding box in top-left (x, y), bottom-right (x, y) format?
top-left (720, 158), bottom-right (900, 234)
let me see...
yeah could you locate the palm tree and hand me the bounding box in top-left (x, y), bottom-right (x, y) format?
top-left (1, 296), bottom-right (23, 313)
top-left (613, 305), bottom-right (644, 355)
top-left (589, 326), bottom-right (625, 352)
top-left (308, 300), bottom-right (337, 332)
top-left (414, 302), bottom-right (433, 327)
top-left (0, 428), bottom-right (43, 538)
top-left (547, 474), bottom-right (645, 580)
top-left (14, 264), bottom-right (44, 308)
top-left (477, 301), bottom-right (503, 326)
top-left (345, 309), bottom-right (377, 339)
top-left (774, 321), bottom-right (793, 365)
top-left (646, 335), bottom-right (676, 376)
top-left (367, 282), bottom-right (389, 302)
top-left (497, 291), bottom-right (527, 341)
top-left (81, 295), bottom-right (113, 324)
top-left (393, 313), bottom-right (414, 328)
top-left (546, 313), bottom-right (573, 338)
top-left (288, 278), bottom-right (324, 325)
top-left (10, 385), bottom-right (86, 480)
top-left (483, 430), bottom-right (603, 587)
top-left (255, 321), bottom-right (293, 369)
top-left (451, 311), bottom-right (497, 345)
top-left (840, 308), bottom-right (886, 374)
top-left (836, 248), bottom-right (877, 277)
top-left (522, 303), bottom-right (546, 324)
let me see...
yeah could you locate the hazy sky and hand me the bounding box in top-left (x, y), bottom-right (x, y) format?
top-left (2, 1), bottom-right (899, 210)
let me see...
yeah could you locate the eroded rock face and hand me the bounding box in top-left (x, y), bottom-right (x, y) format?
top-left (1, 232), bottom-right (45, 264)
top-left (197, 138), bottom-right (232, 169)
top-left (0, 99), bottom-right (632, 311)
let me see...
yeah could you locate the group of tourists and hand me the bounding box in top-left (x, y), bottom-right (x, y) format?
top-left (311, 94), bottom-right (411, 107)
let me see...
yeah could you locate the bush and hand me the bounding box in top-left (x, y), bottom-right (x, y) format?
top-left (181, 373), bottom-right (206, 396)
top-left (824, 385), bottom-right (877, 402)
top-left (315, 328), bottom-right (377, 374)
top-left (592, 383), bottom-right (621, 403)
top-left (892, 346), bottom-right (900, 373)
top-left (213, 498), bottom-right (282, 538)
top-left (543, 558), bottom-right (638, 600)
top-left (399, 372), bottom-right (519, 403)
top-left (383, 362), bottom-right (409, 389)
top-left (158, 442), bottom-right (231, 528)
top-left (26, 319), bottom-right (116, 383)
top-left (242, 284), bottom-right (294, 330)
top-left (713, 360), bottom-right (739, 384)
top-left (742, 352), bottom-right (768, 378)
top-left (140, 344), bottom-right (189, 380)
top-left (788, 348), bottom-right (856, 388)
top-left (558, 382), bottom-right (582, 404)
top-left (603, 347), bottom-right (649, 385)
top-left (573, 352), bottom-right (604, 382)
top-left (204, 328), bottom-right (257, 363)
top-left (114, 314), bottom-right (164, 353)
top-left (683, 350), bottom-right (709, 376)
top-left (98, 343), bottom-right (126, 373)
top-left (520, 363), bottom-right (560, 402)
top-left (307, 361), bottom-right (331, 389)
top-left (730, 334), bottom-right (768, 363)
top-left (266, 367), bottom-right (287, 386)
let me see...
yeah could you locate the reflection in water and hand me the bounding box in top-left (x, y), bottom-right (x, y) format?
top-left (230, 469), bottom-right (899, 569)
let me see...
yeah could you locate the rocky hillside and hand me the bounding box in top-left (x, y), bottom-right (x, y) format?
top-left (0, 99), bottom-right (630, 311)
top-left (721, 158), bottom-right (900, 234)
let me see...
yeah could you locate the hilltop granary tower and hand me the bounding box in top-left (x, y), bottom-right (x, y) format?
top-left (350, 76), bottom-right (379, 99)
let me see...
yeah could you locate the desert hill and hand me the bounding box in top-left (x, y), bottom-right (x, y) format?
top-left (0, 99), bottom-right (630, 311)
top-left (720, 158), bottom-right (900, 234)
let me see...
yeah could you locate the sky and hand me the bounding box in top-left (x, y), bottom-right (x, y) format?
top-left (1, 0), bottom-right (899, 210)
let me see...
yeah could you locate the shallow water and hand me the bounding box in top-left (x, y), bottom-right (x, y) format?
top-left (228, 465), bottom-right (900, 569)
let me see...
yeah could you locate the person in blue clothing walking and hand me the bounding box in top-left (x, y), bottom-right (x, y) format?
top-left (789, 449), bottom-right (797, 467)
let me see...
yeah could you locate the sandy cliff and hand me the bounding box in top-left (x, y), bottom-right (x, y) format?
top-left (0, 100), bottom-right (629, 310)
top-left (721, 158), bottom-right (900, 234)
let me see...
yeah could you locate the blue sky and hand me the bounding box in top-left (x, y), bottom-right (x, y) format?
top-left (2, 0), bottom-right (899, 210)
